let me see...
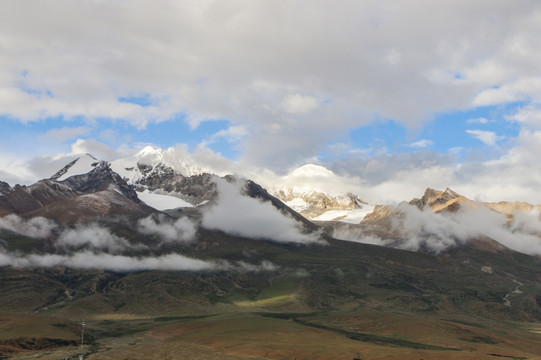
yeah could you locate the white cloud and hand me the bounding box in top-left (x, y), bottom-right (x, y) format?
top-left (70, 138), bottom-right (126, 160)
top-left (137, 214), bottom-right (197, 243)
top-left (466, 129), bottom-right (502, 145)
top-left (473, 77), bottom-right (541, 106)
top-left (0, 139), bottom-right (139, 184)
top-left (384, 49), bottom-right (403, 65)
top-left (335, 203), bottom-right (541, 256)
top-left (199, 125), bottom-right (248, 148)
top-left (0, 1), bottom-right (541, 206)
top-left (407, 139), bottom-right (434, 148)
top-left (201, 178), bottom-right (322, 244)
top-left (40, 126), bottom-right (92, 142)
top-left (2, 0), bottom-right (537, 170)
top-left (280, 94), bottom-right (319, 115)
top-left (508, 105), bottom-right (541, 128)
top-left (0, 250), bottom-right (217, 272)
top-left (57, 224), bottom-right (138, 252)
top-left (0, 215), bottom-right (58, 238)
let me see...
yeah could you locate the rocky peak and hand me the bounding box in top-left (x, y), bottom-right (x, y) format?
top-left (409, 187), bottom-right (467, 213)
top-left (50, 153), bottom-right (101, 181)
top-left (61, 162), bottom-right (140, 203)
top-left (0, 181), bottom-right (12, 195)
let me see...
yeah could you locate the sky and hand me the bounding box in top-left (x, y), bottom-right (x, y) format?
top-left (1, 0), bottom-right (541, 204)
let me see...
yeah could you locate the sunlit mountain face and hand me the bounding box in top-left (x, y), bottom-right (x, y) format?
top-left (2, 1), bottom-right (541, 358)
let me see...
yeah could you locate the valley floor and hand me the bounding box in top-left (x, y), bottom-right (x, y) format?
top-left (3, 310), bottom-right (541, 360)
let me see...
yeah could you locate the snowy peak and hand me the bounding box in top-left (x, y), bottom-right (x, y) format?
top-left (50, 154), bottom-right (101, 181)
top-left (48, 153), bottom-right (141, 204)
top-left (110, 146), bottom-right (209, 185)
top-left (290, 164), bottom-right (336, 178)
top-left (136, 145), bottom-right (164, 158)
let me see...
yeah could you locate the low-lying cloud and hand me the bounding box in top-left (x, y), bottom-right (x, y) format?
top-left (201, 179), bottom-right (321, 244)
top-left (0, 214), bottom-right (58, 238)
top-left (0, 250), bottom-right (217, 272)
top-left (58, 224), bottom-right (139, 252)
top-left (333, 203), bottom-right (541, 256)
top-left (0, 214), bottom-right (284, 272)
top-left (137, 214), bottom-right (196, 243)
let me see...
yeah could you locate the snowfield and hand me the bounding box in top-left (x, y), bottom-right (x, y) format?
top-left (57, 154), bottom-right (99, 181)
top-left (137, 190), bottom-right (193, 211)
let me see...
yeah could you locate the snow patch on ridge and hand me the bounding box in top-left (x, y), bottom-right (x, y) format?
top-left (137, 190), bottom-right (193, 211)
top-left (284, 198), bottom-right (311, 212)
top-left (56, 154), bottom-right (99, 181)
top-left (313, 206), bottom-right (375, 224)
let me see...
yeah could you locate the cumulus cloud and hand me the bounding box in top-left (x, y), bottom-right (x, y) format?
top-left (508, 105), bottom-right (541, 128)
top-left (198, 125), bottom-right (248, 149)
top-left (1, 1), bottom-right (539, 170)
top-left (57, 224), bottom-right (139, 252)
top-left (201, 178), bottom-right (321, 244)
top-left (137, 215), bottom-right (197, 243)
top-left (0, 215), bottom-right (58, 238)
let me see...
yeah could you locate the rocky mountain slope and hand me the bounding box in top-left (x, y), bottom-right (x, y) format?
top-left (0, 181), bottom-right (12, 195)
top-left (362, 187), bottom-right (541, 225)
top-left (109, 146), bottom-right (374, 222)
top-left (0, 155), bottom-right (154, 223)
top-left (3, 154), bottom-right (541, 359)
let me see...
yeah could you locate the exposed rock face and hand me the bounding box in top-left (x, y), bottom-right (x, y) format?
top-left (409, 188), bottom-right (475, 213)
top-left (274, 189), bottom-right (370, 221)
top-left (0, 181), bottom-right (78, 216)
top-left (135, 167), bottom-right (218, 206)
top-left (276, 190), bottom-right (363, 209)
top-left (360, 204), bottom-right (395, 225)
top-left (0, 181), bottom-right (12, 195)
top-left (483, 201), bottom-right (541, 216)
top-left (0, 158), bottom-right (153, 223)
top-left (61, 162), bottom-right (140, 204)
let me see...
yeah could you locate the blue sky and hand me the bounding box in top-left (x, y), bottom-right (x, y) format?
top-left (1, 1), bottom-right (541, 203)
top-left (0, 103), bottom-right (518, 164)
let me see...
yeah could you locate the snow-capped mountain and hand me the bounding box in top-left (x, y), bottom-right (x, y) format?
top-left (0, 155), bottom-right (154, 223)
top-left (111, 146), bottom-right (213, 182)
top-left (50, 153), bottom-right (101, 181)
top-left (110, 147), bottom-right (218, 210)
top-left (265, 164), bottom-right (374, 224)
top-left (110, 146), bottom-right (373, 222)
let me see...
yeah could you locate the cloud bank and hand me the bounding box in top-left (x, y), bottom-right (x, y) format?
top-left (333, 203), bottom-right (541, 256)
top-left (1, 1), bottom-right (540, 170)
top-left (0, 250), bottom-right (217, 272)
top-left (0, 213), bottom-right (287, 272)
top-left (57, 224), bottom-right (140, 252)
top-left (201, 179), bottom-right (321, 244)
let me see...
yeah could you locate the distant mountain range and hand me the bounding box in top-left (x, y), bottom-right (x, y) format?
top-left (3, 150), bottom-right (541, 359)
top-left (2, 149), bottom-right (541, 253)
